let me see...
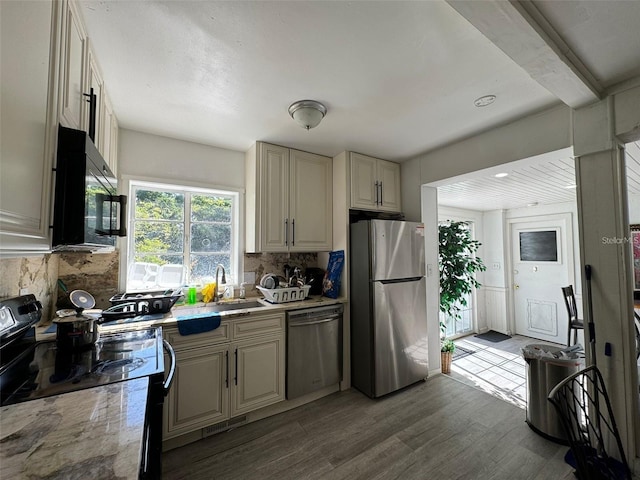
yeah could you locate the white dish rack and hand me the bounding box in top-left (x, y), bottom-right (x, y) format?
top-left (256, 285), bottom-right (311, 304)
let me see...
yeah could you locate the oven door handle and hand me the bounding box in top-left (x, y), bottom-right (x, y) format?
top-left (162, 340), bottom-right (176, 396)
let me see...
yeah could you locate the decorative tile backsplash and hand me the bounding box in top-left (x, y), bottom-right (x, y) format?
top-left (243, 252), bottom-right (319, 295)
top-left (0, 250), bottom-right (323, 321)
top-left (0, 255), bottom-right (58, 323)
top-left (57, 251), bottom-right (120, 310)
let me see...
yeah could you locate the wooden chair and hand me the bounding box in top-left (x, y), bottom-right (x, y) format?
top-left (562, 286), bottom-right (584, 347)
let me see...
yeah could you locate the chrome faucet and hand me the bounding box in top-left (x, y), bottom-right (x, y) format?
top-left (213, 264), bottom-right (227, 302)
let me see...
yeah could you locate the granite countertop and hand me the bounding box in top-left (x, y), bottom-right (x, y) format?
top-left (37, 295), bottom-right (347, 339)
top-left (0, 377), bottom-right (148, 479)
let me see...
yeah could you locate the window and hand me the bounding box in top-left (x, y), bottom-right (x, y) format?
top-left (127, 181), bottom-right (239, 291)
top-left (519, 230), bottom-right (558, 262)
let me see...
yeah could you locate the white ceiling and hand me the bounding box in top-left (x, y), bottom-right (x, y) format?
top-left (78, 1), bottom-right (640, 207)
top-left (437, 141), bottom-right (640, 211)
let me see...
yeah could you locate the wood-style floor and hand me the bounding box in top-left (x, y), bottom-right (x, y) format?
top-left (163, 374), bottom-right (574, 480)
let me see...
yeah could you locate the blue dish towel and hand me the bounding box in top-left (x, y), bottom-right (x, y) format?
top-left (176, 312), bottom-right (221, 336)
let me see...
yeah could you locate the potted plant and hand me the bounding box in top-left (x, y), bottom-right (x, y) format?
top-left (439, 220), bottom-right (486, 373)
top-left (440, 339), bottom-right (455, 374)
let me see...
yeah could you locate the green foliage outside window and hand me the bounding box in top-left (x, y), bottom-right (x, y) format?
top-left (131, 186), bottom-right (234, 286)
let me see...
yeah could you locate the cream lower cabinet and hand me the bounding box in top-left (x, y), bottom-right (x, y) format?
top-left (163, 313), bottom-right (285, 440)
top-left (231, 335), bottom-right (285, 416)
top-left (163, 343), bottom-right (229, 438)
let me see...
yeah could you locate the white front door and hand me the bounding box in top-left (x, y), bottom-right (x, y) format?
top-left (511, 215), bottom-right (574, 344)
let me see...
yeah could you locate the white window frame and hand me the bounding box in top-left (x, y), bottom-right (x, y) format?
top-left (119, 177), bottom-right (241, 292)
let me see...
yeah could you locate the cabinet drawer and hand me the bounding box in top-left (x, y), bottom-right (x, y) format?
top-left (163, 323), bottom-right (230, 350)
top-left (232, 313), bottom-right (284, 340)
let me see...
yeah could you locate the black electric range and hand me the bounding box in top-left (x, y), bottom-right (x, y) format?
top-left (0, 294), bottom-right (176, 479)
top-left (1, 328), bottom-right (165, 405)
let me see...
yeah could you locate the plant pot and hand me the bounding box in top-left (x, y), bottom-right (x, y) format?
top-left (441, 351), bottom-right (452, 374)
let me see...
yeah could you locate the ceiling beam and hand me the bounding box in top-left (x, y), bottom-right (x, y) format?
top-left (447, 0), bottom-right (602, 108)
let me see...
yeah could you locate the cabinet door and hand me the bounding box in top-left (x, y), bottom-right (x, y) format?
top-left (101, 91), bottom-right (119, 176)
top-left (289, 150), bottom-right (332, 251)
top-left (59, 0), bottom-right (86, 129)
top-left (350, 153), bottom-right (377, 210)
top-left (231, 335), bottom-right (285, 416)
top-left (258, 143), bottom-right (289, 252)
top-left (163, 344), bottom-right (230, 439)
top-left (0, 0), bottom-right (59, 253)
top-left (83, 43), bottom-right (103, 150)
top-left (377, 160), bottom-right (402, 212)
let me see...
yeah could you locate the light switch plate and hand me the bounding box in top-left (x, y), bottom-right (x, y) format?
top-left (19, 288), bottom-right (29, 295)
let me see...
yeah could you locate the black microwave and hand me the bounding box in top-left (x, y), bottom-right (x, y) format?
top-left (52, 125), bottom-right (127, 249)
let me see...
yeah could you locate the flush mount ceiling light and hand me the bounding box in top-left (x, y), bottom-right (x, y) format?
top-left (494, 172), bottom-right (508, 178)
top-left (288, 100), bottom-right (327, 130)
top-left (474, 95), bottom-right (496, 107)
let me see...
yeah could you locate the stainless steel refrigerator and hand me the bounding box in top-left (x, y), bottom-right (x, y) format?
top-left (350, 219), bottom-right (428, 398)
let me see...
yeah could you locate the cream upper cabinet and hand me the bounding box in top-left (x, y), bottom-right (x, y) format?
top-left (350, 152), bottom-right (401, 213)
top-left (0, 0), bottom-right (60, 253)
top-left (83, 42), bottom-right (103, 149)
top-left (246, 142), bottom-right (332, 253)
top-left (289, 150), bottom-right (333, 251)
top-left (101, 90), bottom-right (119, 176)
top-left (59, 0), bottom-right (86, 129)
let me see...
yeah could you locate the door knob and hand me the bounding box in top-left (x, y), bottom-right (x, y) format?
top-left (514, 284), bottom-right (520, 290)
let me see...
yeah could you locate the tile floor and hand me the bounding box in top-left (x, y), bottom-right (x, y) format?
top-left (451, 333), bottom-right (564, 409)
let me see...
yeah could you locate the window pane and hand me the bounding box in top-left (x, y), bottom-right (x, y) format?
top-left (191, 224), bottom-right (231, 253)
top-left (133, 254), bottom-right (184, 267)
top-left (135, 190), bottom-right (184, 221)
top-left (134, 221), bottom-right (184, 253)
top-left (191, 254), bottom-right (231, 281)
top-left (191, 194), bottom-right (232, 222)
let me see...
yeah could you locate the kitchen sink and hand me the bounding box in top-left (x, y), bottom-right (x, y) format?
top-left (205, 300), bottom-right (264, 312)
top-left (175, 300), bottom-right (265, 317)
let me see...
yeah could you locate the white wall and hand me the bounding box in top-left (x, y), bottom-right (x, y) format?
top-left (401, 156), bottom-right (422, 222)
top-left (628, 193), bottom-right (640, 224)
top-left (119, 128), bottom-right (245, 189)
top-left (419, 105), bottom-right (570, 185)
top-left (482, 210), bottom-right (507, 289)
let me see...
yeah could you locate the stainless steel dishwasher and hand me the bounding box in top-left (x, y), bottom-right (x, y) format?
top-left (286, 304), bottom-right (343, 399)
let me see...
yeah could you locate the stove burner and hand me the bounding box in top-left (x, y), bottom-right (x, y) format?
top-left (92, 357), bottom-right (146, 376)
top-left (49, 364), bottom-right (89, 384)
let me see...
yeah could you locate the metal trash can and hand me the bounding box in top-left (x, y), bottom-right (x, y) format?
top-left (522, 343), bottom-right (584, 443)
